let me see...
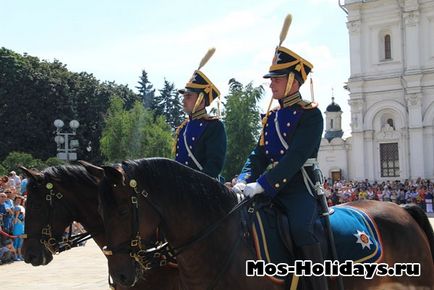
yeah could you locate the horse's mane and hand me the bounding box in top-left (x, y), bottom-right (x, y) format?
top-left (42, 164), bottom-right (98, 188)
top-left (122, 158), bottom-right (237, 218)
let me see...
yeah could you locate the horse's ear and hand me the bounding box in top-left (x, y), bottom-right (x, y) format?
top-left (77, 160), bottom-right (105, 181)
top-left (19, 166), bottom-right (44, 182)
top-left (102, 165), bottom-right (125, 186)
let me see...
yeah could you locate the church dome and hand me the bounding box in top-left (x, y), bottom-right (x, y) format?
top-left (326, 97), bottom-right (341, 112)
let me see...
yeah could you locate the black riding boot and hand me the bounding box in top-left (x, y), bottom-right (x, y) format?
top-left (300, 243), bottom-right (329, 290)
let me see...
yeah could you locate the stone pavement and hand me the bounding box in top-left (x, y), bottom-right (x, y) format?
top-left (2, 219), bottom-right (434, 290)
top-left (1, 240), bottom-right (108, 290)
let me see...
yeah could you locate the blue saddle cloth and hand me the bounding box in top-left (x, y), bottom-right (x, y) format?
top-left (330, 205), bottom-right (383, 263)
top-left (251, 204), bottom-right (383, 265)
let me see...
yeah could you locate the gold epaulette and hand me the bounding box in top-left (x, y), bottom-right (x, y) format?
top-left (297, 99), bottom-right (318, 109)
top-left (202, 114), bottom-right (220, 121)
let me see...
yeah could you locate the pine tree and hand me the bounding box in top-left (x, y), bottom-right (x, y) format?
top-left (166, 89), bottom-right (184, 130)
top-left (153, 79), bottom-right (172, 117)
top-left (136, 69), bottom-right (155, 109)
top-left (154, 79), bottom-right (184, 130)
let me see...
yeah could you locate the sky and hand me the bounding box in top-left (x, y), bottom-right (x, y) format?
top-left (0, 0), bottom-right (351, 136)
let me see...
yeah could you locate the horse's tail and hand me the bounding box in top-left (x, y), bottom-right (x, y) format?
top-left (401, 204), bottom-right (434, 262)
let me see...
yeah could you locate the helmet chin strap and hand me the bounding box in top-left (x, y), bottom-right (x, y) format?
top-left (284, 72), bottom-right (295, 97)
top-left (192, 92), bottom-right (204, 114)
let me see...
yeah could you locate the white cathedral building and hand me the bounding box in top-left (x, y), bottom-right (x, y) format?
top-left (318, 0), bottom-right (434, 182)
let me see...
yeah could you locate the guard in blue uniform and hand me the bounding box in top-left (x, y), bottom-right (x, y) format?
top-left (174, 48), bottom-right (227, 179)
top-left (233, 15), bottom-right (328, 289)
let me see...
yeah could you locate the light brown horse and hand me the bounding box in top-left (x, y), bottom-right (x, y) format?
top-left (21, 164), bottom-right (181, 290)
top-left (96, 158), bottom-right (433, 290)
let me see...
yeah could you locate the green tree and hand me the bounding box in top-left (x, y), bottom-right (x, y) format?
top-left (222, 78), bottom-right (264, 179)
top-left (99, 97), bottom-right (129, 162)
top-left (44, 157), bottom-right (65, 167)
top-left (166, 89), bottom-right (184, 130)
top-left (1, 152), bottom-right (44, 171)
top-left (100, 97), bottom-right (172, 162)
top-left (0, 47), bottom-right (139, 163)
top-left (152, 79), bottom-right (183, 129)
top-left (0, 164), bottom-right (6, 176)
top-left (136, 69), bottom-right (155, 109)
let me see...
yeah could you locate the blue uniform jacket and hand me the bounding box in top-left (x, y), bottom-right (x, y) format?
top-left (238, 96), bottom-right (323, 198)
top-left (175, 112), bottom-right (227, 178)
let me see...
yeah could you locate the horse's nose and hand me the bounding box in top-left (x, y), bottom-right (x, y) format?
top-left (113, 272), bottom-right (136, 287)
top-left (24, 252), bottom-right (41, 266)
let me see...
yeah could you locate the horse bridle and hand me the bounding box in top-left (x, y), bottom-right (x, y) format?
top-left (102, 165), bottom-right (252, 290)
top-left (101, 174), bottom-right (176, 273)
top-left (23, 179), bottom-right (95, 255)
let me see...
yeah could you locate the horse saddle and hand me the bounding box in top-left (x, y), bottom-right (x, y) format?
top-left (242, 198), bottom-right (383, 285)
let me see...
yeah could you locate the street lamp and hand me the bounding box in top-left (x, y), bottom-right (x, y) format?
top-left (54, 119), bottom-right (80, 161)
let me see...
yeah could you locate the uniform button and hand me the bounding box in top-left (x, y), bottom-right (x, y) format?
top-left (283, 133), bottom-right (287, 137)
top-left (189, 146), bottom-right (192, 149)
top-left (265, 141), bottom-right (268, 145)
top-left (283, 179), bottom-right (287, 183)
top-left (177, 145), bottom-right (179, 149)
top-left (192, 137), bottom-right (195, 141)
top-left (293, 111), bottom-right (297, 115)
top-left (266, 150), bottom-right (269, 154)
top-left (280, 150), bottom-right (284, 154)
top-left (275, 183), bottom-right (280, 188)
top-left (176, 153), bottom-right (178, 157)
top-left (287, 122), bottom-right (290, 127)
top-left (271, 158), bottom-right (274, 162)
top-left (200, 123), bottom-right (203, 126)
top-left (266, 124), bottom-right (269, 127)
top-left (185, 161), bottom-right (189, 165)
top-left (265, 132), bottom-right (268, 136)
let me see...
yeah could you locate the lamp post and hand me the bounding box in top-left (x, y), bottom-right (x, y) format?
top-left (54, 119), bottom-right (80, 161)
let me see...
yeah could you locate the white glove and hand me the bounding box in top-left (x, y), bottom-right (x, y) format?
top-left (243, 182), bottom-right (264, 198)
top-left (232, 182), bottom-right (246, 194)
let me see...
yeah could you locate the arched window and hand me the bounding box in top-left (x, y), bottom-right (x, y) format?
top-left (384, 34), bottom-right (391, 60)
top-left (331, 119), bottom-right (334, 129)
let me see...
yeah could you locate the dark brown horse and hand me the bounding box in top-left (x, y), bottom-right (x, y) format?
top-left (97, 158), bottom-right (434, 290)
top-left (21, 164), bottom-right (180, 290)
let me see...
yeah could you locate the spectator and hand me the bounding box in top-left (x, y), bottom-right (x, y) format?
top-left (2, 190), bottom-right (15, 233)
top-left (20, 175), bottom-right (27, 196)
top-left (0, 176), bottom-right (9, 192)
top-left (426, 191), bottom-right (433, 213)
top-left (0, 239), bottom-right (16, 265)
top-left (9, 171), bottom-right (21, 194)
top-left (12, 196), bottom-right (25, 260)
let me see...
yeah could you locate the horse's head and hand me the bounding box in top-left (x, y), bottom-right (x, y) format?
top-left (98, 163), bottom-right (161, 287)
top-left (20, 167), bottom-right (59, 265)
top-left (21, 164), bottom-right (102, 266)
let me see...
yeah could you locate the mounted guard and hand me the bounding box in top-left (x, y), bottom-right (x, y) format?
top-left (174, 48), bottom-right (227, 180)
top-left (233, 14), bottom-right (329, 290)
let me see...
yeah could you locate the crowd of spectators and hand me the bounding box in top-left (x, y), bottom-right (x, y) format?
top-left (324, 177), bottom-right (434, 213)
top-left (0, 171), bottom-right (26, 265)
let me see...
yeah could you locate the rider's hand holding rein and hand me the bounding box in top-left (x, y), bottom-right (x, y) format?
top-left (232, 182), bottom-right (246, 194)
top-left (243, 182), bottom-right (264, 198)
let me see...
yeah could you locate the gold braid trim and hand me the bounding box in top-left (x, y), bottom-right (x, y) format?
top-left (259, 97), bottom-right (275, 146)
top-left (172, 118), bottom-right (189, 155)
